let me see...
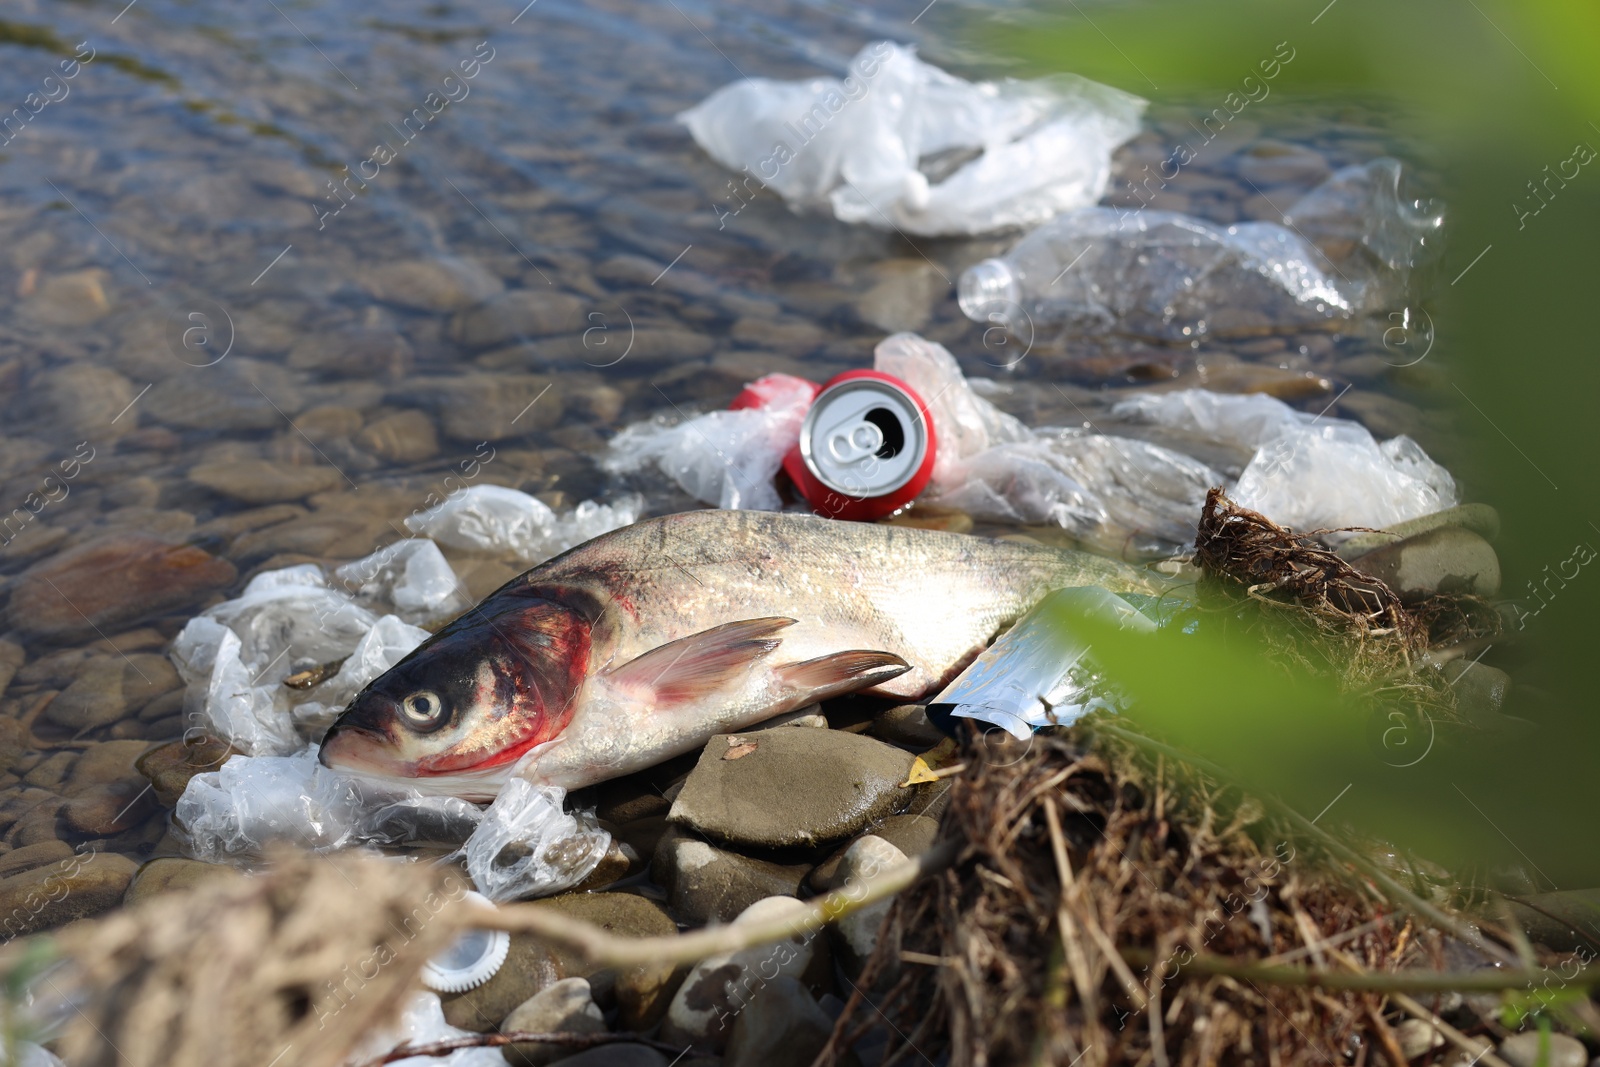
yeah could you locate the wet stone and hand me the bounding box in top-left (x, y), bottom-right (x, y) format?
top-left (545, 1048), bottom-right (666, 1067)
top-left (24, 269), bottom-right (112, 326)
top-left (655, 827), bottom-right (808, 927)
top-left (448, 290), bottom-right (584, 348)
top-left (143, 363), bottom-right (302, 432)
top-left (1395, 1019), bottom-right (1444, 1060)
top-left (668, 729), bottom-right (916, 849)
top-left (867, 705), bottom-right (948, 749)
top-left (0, 640), bottom-right (24, 697)
top-left (287, 328), bottom-right (413, 379)
top-left (830, 836), bottom-right (905, 964)
top-left (501, 977), bottom-right (606, 1067)
top-left (123, 857), bottom-right (239, 905)
top-left (661, 896), bottom-right (815, 1051)
top-left (403, 374), bottom-right (565, 442)
top-left (138, 736), bottom-right (239, 808)
top-left (189, 459), bottom-right (345, 505)
top-left (40, 364), bottom-right (138, 437)
top-left (361, 257), bottom-right (505, 312)
top-left (45, 655), bottom-right (180, 731)
top-left (526, 890), bottom-right (684, 1030)
top-left (0, 840), bottom-right (75, 879)
top-left (441, 931), bottom-right (566, 1033)
top-left (61, 780), bottom-right (158, 836)
top-left (6, 534), bottom-right (237, 643)
top-left (0, 851), bottom-right (137, 938)
top-left (1352, 526), bottom-right (1501, 602)
top-left (355, 410), bottom-right (440, 464)
top-left (854, 259), bottom-right (946, 334)
top-left (1498, 1032), bottom-right (1587, 1067)
top-left (725, 975), bottom-right (835, 1067)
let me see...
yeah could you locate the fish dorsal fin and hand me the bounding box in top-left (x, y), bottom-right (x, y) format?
top-left (776, 650), bottom-right (911, 702)
top-left (605, 617), bottom-right (797, 705)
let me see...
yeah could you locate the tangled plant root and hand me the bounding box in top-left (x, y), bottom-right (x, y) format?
top-left (826, 728), bottom-right (1447, 1067)
top-left (33, 850), bottom-right (472, 1067)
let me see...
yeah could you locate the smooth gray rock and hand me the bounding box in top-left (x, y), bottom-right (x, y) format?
top-left (1339, 503), bottom-right (1501, 559)
top-left (1498, 1031), bottom-right (1587, 1067)
top-left (655, 828), bottom-right (808, 926)
top-left (1351, 526), bottom-right (1501, 601)
top-left (500, 978), bottom-right (606, 1067)
top-left (668, 729), bottom-right (915, 849)
top-left (361, 257), bottom-right (504, 312)
top-left (867, 704), bottom-right (948, 749)
top-left (725, 976), bottom-right (834, 1067)
top-left (450, 290), bottom-right (584, 348)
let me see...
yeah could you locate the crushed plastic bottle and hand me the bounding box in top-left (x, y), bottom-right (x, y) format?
top-left (959, 158), bottom-right (1444, 341)
top-left (405, 485), bottom-right (642, 564)
top-left (680, 41), bottom-right (1145, 236)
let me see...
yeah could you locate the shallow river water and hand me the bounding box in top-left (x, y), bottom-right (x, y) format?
top-left (0, 0), bottom-right (1453, 939)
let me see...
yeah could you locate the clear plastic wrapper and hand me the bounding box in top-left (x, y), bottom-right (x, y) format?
top-left (291, 614), bottom-right (431, 738)
top-left (405, 485), bottom-right (641, 564)
top-left (959, 158), bottom-right (1444, 340)
top-left (679, 41), bottom-right (1145, 236)
top-left (929, 586), bottom-right (1150, 738)
top-left (877, 333), bottom-right (1218, 556)
top-left (457, 777), bottom-right (610, 902)
top-left (1114, 388), bottom-right (1457, 534)
top-left (603, 374), bottom-right (816, 511)
top-left (351, 992), bottom-right (507, 1067)
top-left (337, 539), bottom-right (469, 626)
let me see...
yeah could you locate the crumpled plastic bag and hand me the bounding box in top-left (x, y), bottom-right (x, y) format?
top-left (175, 748), bottom-right (375, 859)
top-left (290, 614), bottom-right (431, 737)
top-left (603, 373), bottom-right (817, 511)
top-left (337, 539), bottom-right (470, 626)
top-left (405, 485), bottom-right (642, 564)
top-left (878, 332), bottom-right (1219, 555)
top-left (1112, 389), bottom-right (1457, 533)
top-left (958, 158), bottom-right (1444, 340)
top-left (680, 41), bottom-right (1145, 236)
top-left (457, 777), bottom-right (610, 902)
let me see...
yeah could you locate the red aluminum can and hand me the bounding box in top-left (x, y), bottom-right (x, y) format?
top-left (781, 370), bottom-right (937, 521)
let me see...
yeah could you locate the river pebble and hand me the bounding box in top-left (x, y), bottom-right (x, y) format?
top-left (1338, 503), bottom-right (1502, 559)
top-left (440, 931), bottom-right (566, 1033)
top-left (668, 729), bottom-right (915, 849)
top-left (867, 704), bottom-right (948, 748)
top-left (287, 328), bottom-right (413, 379)
top-left (0, 851), bottom-right (137, 937)
top-left (46, 655), bottom-right (181, 730)
top-left (361, 257), bottom-right (505, 312)
top-left (24, 269), bottom-right (112, 326)
top-left (654, 827), bottom-right (808, 926)
top-left (137, 736), bottom-right (238, 808)
top-left (449, 290), bottom-right (584, 348)
top-left (830, 835), bottom-right (906, 963)
top-left (526, 890), bottom-right (684, 1028)
top-left (546, 1048), bottom-right (666, 1067)
top-left (660, 895), bottom-right (815, 1051)
top-left (1352, 527), bottom-right (1501, 602)
top-left (5, 534), bottom-right (236, 642)
top-left (724, 975), bottom-right (835, 1067)
top-left (1498, 1032), bottom-right (1588, 1067)
top-left (501, 977), bottom-right (607, 1067)
top-left (40, 364), bottom-right (138, 438)
top-left (401, 373), bottom-right (565, 442)
top-left (355, 410), bottom-right (440, 464)
top-left (189, 459), bottom-right (346, 505)
top-left (123, 856), bottom-right (239, 905)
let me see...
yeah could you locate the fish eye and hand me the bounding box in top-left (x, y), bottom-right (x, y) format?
top-left (400, 690), bottom-right (447, 731)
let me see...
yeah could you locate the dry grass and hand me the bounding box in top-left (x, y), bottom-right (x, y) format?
top-left (826, 727), bottom-right (1453, 1067)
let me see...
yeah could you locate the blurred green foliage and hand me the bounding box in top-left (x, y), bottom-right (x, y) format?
top-left (998, 1), bottom-right (1600, 886)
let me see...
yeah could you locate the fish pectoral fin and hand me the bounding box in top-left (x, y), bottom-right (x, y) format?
top-left (604, 617), bottom-right (797, 706)
top-left (776, 650), bottom-right (911, 702)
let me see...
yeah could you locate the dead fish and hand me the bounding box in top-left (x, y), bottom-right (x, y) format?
top-left (319, 510), bottom-right (1164, 798)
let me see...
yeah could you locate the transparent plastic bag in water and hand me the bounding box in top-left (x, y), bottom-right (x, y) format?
top-left (960, 158), bottom-right (1444, 340)
top-left (679, 41), bottom-right (1145, 236)
top-left (291, 614), bottom-right (431, 738)
top-left (337, 539), bottom-right (469, 626)
top-left (603, 374), bottom-right (816, 511)
top-left (457, 777), bottom-right (610, 902)
top-left (406, 485), bottom-right (640, 564)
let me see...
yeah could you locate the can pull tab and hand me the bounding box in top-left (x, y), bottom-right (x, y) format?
top-left (828, 420), bottom-right (885, 465)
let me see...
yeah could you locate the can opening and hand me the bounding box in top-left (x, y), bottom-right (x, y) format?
top-left (865, 407), bottom-right (905, 460)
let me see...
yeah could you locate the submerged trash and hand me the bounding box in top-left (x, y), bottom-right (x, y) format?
top-left (680, 41), bottom-right (1146, 236)
top-left (960, 158), bottom-right (1444, 340)
top-left (928, 585), bottom-right (1153, 738)
top-left (405, 484), bottom-right (643, 563)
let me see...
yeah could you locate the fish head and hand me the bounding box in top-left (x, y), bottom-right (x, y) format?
top-left (319, 598), bottom-right (592, 795)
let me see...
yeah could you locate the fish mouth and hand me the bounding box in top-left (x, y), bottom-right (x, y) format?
top-left (318, 722), bottom-right (405, 776)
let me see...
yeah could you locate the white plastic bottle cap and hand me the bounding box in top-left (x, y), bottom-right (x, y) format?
top-left (421, 891), bottom-right (511, 993)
